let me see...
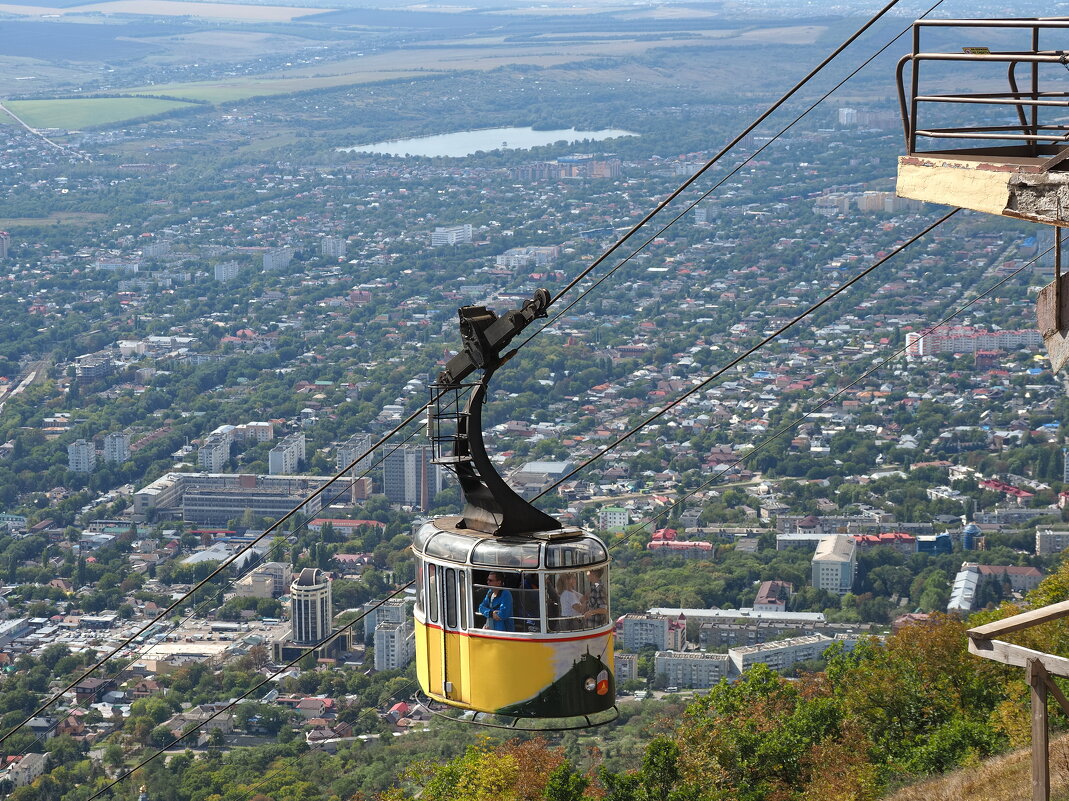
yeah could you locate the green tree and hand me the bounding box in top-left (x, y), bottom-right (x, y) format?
top-left (543, 761), bottom-right (589, 801)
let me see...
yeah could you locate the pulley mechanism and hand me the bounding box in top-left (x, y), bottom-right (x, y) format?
top-left (430, 288), bottom-right (561, 538)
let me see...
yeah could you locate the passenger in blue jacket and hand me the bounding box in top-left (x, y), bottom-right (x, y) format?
top-left (479, 572), bottom-right (513, 632)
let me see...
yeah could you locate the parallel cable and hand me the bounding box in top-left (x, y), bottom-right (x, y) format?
top-left (0, 4), bottom-right (916, 747)
top-left (612, 246), bottom-right (1046, 548)
top-left (0, 0), bottom-right (931, 758)
top-left (546, 0), bottom-right (907, 309)
top-left (130, 243), bottom-right (1041, 801)
top-left (0, 408), bottom-right (429, 748)
top-left (516, 0), bottom-right (947, 351)
top-left (534, 208), bottom-right (960, 500)
top-left (82, 585), bottom-right (414, 801)
top-left (224, 234), bottom-right (1032, 801)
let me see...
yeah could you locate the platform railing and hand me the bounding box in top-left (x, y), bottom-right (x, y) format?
top-left (968, 599), bottom-right (1069, 801)
top-left (898, 18), bottom-right (1069, 165)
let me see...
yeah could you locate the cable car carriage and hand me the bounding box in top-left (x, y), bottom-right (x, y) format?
top-left (413, 289), bottom-right (616, 727)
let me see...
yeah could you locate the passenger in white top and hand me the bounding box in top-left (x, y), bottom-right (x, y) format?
top-left (557, 573), bottom-right (583, 631)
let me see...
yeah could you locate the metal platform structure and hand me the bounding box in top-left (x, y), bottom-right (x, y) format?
top-left (895, 18), bottom-right (1069, 370)
top-left (896, 18), bottom-right (1069, 223)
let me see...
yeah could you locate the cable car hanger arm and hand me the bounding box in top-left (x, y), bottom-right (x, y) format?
top-left (438, 287), bottom-right (550, 387)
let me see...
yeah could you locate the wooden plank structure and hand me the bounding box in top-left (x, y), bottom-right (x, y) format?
top-left (967, 600), bottom-right (1069, 801)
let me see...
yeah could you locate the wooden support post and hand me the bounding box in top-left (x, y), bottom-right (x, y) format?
top-left (1031, 657), bottom-right (1051, 801)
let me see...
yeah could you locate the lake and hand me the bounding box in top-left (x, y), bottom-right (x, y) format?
top-left (338, 126), bottom-right (636, 158)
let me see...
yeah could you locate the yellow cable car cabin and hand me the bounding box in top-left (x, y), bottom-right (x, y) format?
top-left (414, 289), bottom-right (616, 724)
top-left (413, 520), bottom-right (614, 720)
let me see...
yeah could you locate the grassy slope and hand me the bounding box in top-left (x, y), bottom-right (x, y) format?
top-left (885, 733), bottom-right (1069, 801)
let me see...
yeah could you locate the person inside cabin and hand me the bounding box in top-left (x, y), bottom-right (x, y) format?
top-left (584, 568), bottom-right (608, 626)
top-left (478, 572), bottom-right (514, 632)
top-left (517, 573), bottom-right (541, 632)
top-left (544, 573), bottom-right (561, 631)
top-left (557, 573), bottom-right (584, 631)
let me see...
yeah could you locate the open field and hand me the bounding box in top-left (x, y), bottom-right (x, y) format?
top-left (5, 96), bottom-right (197, 129)
top-left (0, 212), bottom-right (108, 227)
top-left (0, 10), bottom-right (841, 130)
top-left (0, 0), bottom-right (335, 21)
top-left (735, 24), bottom-right (824, 44)
top-left (123, 70), bottom-right (432, 103)
top-left (274, 34), bottom-right (740, 78)
top-left (132, 30), bottom-right (317, 63)
top-left (118, 35), bottom-right (702, 104)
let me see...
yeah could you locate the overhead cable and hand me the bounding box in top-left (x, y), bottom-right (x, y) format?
top-left (534, 208), bottom-right (960, 500)
top-left (516, 0), bottom-right (948, 351)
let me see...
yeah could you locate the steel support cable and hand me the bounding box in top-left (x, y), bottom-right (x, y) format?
top-left (545, 0), bottom-right (907, 311)
top-left (231, 239), bottom-right (1033, 801)
top-left (514, 0), bottom-right (948, 352)
top-left (611, 246), bottom-right (1048, 549)
top-left (5, 4), bottom-right (925, 744)
top-left (3, 423), bottom-right (426, 756)
top-left (533, 208), bottom-right (960, 502)
top-left (41, 205), bottom-right (958, 785)
top-left (158, 219), bottom-right (1033, 801)
top-left (0, 405), bottom-right (433, 748)
top-left (127, 233), bottom-right (1043, 801)
top-left (82, 584), bottom-right (415, 801)
top-left (0, 0), bottom-right (925, 757)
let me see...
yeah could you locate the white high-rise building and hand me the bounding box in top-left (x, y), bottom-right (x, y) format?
top-left (338, 433), bottom-right (374, 475)
top-left (214, 261), bottom-right (240, 282)
top-left (321, 236), bottom-right (347, 259)
top-left (67, 439), bottom-right (96, 473)
top-left (430, 224), bottom-right (473, 247)
top-left (269, 432), bottom-right (305, 475)
top-left (375, 621), bottom-right (415, 670)
top-left (290, 568), bottom-right (332, 644)
top-left (811, 535), bottom-right (857, 596)
top-left (102, 431), bottom-right (130, 463)
top-left (198, 431), bottom-right (232, 472)
top-left (362, 597), bottom-right (408, 643)
top-left (263, 247), bottom-right (294, 271)
top-left (0, 231), bottom-right (9, 260)
top-left (382, 445), bottom-right (442, 511)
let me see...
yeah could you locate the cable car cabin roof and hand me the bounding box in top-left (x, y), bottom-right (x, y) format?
top-left (413, 516), bottom-right (608, 569)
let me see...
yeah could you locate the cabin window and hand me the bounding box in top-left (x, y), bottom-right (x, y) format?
top-left (470, 539), bottom-right (541, 569)
top-left (458, 570), bottom-right (468, 630)
top-left (546, 537), bottom-right (607, 568)
top-left (472, 570), bottom-right (513, 633)
top-left (445, 567), bottom-right (458, 629)
top-left (547, 567), bottom-right (609, 631)
top-left (414, 560), bottom-right (425, 614)
top-left (427, 563), bottom-right (439, 624)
